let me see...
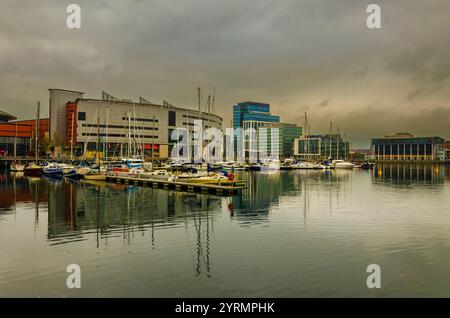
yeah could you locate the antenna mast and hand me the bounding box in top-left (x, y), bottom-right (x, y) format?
top-left (211, 88), bottom-right (216, 114)
top-left (197, 87), bottom-right (201, 112)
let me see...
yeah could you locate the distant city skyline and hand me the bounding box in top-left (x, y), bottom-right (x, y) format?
top-left (1, 0), bottom-right (450, 148)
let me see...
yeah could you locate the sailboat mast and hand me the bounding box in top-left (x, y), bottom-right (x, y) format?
top-left (152, 114), bottom-right (155, 164)
top-left (329, 121), bottom-right (332, 159)
top-left (197, 87), bottom-right (201, 112)
top-left (207, 95), bottom-right (211, 114)
top-left (70, 112), bottom-right (74, 160)
top-left (14, 123), bottom-right (17, 160)
top-left (97, 102), bottom-right (100, 165)
top-left (35, 101), bottom-right (40, 162)
top-left (106, 107), bottom-right (109, 163)
top-left (304, 112), bottom-right (308, 159)
top-left (336, 128), bottom-right (340, 159)
top-left (212, 88), bottom-right (215, 114)
top-left (128, 111), bottom-right (131, 158)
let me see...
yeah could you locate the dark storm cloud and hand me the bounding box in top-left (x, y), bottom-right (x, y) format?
top-left (0, 0), bottom-right (449, 147)
top-left (386, 41), bottom-right (450, 84)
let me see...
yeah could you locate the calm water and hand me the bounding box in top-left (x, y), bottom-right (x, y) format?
top-left (1, 164), bottom-right (450, 297)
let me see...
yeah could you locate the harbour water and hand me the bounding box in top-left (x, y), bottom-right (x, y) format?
top-left (1, 164), bottom-right (450, 297)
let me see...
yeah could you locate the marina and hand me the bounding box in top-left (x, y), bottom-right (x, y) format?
top-left (1, 164), bottom-right (450, 297)
top-left (105, 174), bottom-right (246, 195)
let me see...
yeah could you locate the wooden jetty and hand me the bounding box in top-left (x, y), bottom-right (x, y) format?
top-left (105, 175), bottom-right (247, 196)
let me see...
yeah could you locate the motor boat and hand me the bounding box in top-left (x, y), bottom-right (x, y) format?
top-left (24, 162), bottom-right (44, 177)
top-left (175, 168), bottom-right (208, 180)
top-left (84, 170), bottom-right (106, 181)
top-left (331, 159), bottom-right (355, 169)
top-left (221, 161), bottom-right (246, 171)
top-left (284, 161), bottom-right (325, 170)
top-left (204, 163), bottom-right (223, 172)
top-left (186, 173), bottom-right (229, 184)
top-left (126, 168), bottom-right (146, 178)
top-left (10, 161), bottom-right (25, 172)
top-left (121, 158), bottom-right (144, 169)
top-left (142, 169), bottom-right (172, 181)
top-left (260, 159), bottom-right (281, 170)
top-left (59, 163), bottom-right (75, 174)
top-left (143, 162), bottom-right (153, 171)
top-left (64, 169), bottom-right (83, 180)
top-left (43, 163), bottom-right (64, 178)
top-left (361, 162), bottom-right (374, 170)
top-left (248, 163), bottom-right (262, 171)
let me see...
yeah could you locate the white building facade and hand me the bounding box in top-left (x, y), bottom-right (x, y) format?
top-left (51, 89), bottom-right (222, 160)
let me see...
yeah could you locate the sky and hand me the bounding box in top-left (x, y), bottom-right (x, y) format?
top-left (0, 0), bottom-right (449, 147)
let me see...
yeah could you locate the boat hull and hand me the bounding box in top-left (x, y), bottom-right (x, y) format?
top-left (24, 167), bottom-right (43, 177)
top-left (84, 174), bottom-right (106, 181)
top-left (10, 164), bottom-right (25, 172)
top-left (43, 169), bottom-right (64, 179)
top-left (64, 170), bottom-right (83, 180)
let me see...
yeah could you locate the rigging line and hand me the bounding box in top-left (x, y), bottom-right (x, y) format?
top-left (80, 108), bottom-right (99, 161)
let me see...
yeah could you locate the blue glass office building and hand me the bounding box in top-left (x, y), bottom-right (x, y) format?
top-left (233, 102), bottom-right (280, 129)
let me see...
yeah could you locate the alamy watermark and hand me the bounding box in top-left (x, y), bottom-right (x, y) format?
top-left (169, 120), bottom-right (280, 164)
top-left (66, 4), bottom-right (81, 29)
top-left (66, 264), bottom-right (81, 289)
top-left (66, 4), bottom-right (381, 30)
top-left (366, 264), bottom-right (381, 289)
top-left (366, 4), bottom-right (381, 29)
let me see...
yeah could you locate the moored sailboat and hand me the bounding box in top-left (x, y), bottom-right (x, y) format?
top-left (43, 163), bottom-right (64, 179)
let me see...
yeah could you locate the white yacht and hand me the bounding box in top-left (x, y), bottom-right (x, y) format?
top-left (291, 161), bottom-right (325, 170)
top-left (261, 159), bottom-right (281, 170)
top-left (331, 159), bottom-right (354, 169)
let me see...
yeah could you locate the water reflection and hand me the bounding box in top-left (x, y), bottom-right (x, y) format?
top-left (372, 163), bottom-right (448, 185)
top-left (2, 164), bottom-right (450, 296)
top-left (0, 172), bottom-right (47, 214)
top-left (3, 165), bottom-right (449, 234)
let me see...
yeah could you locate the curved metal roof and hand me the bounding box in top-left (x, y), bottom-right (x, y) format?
top-left (0, 110), bottom-right (17, 122)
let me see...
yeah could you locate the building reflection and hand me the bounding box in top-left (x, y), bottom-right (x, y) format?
top-left (43, 180), bottom-right (221, 277)
top-left (1, 169), bottom-right (356, 278)
top-left (229, 170), bottom-right (352, 228)
top-left (371, 163), bottom-right (448, 185)
top-left (230, 172), bottom-right (281, 219)
top-left (0, 172), bottom-right (47, 211)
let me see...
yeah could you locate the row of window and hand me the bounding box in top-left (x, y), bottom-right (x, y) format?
top-left (0, 137), bottom-right (29, 143)
top-left (78, 110), bottom-right (221, 126)
top-left (182, 122), bottom-right (213, 129)
top-left (81, 124), bottom-right (158, 131)
top-left (77, 112), bottom-right (161, 124)
top-left (121, 117), bottom-right (159, 123)
top-left (182, 114), bottom-right (221, 125)
top-left (81, 133), bottom-right (158, 139)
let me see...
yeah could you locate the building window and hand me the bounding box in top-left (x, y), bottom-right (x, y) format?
top-left (168, 111), bottom-right (176, 126)
top-left (168, 128), bottom-right (175, 143)
top-left (78, 112), bottom-right (86, 121)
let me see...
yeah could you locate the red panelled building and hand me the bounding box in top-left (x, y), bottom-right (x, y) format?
top-left (0, 109), bottom-right (49, 156)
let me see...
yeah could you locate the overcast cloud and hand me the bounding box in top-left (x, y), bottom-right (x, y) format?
top-left (0, 0), bottom-right (449, 147)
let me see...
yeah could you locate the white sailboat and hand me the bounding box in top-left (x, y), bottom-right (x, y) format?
top-left (10, 123), bottom-right (25, 172)
top-left (85, 104), bottom-right (106, 181)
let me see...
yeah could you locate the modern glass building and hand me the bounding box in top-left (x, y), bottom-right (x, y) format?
top-left (281, 123), bottom-right (303, 157)
top-left (233, 102), bottom-right (302, 159)
top-left (294, 133), bottom-right (350, 160)
top-left (233, 102), bottom-right (279, 130)
top-left (257, 122), bottom-right (302, 159)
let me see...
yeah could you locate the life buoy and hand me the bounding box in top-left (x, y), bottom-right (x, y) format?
top-left (227, 173), bottom-right (235, 181)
